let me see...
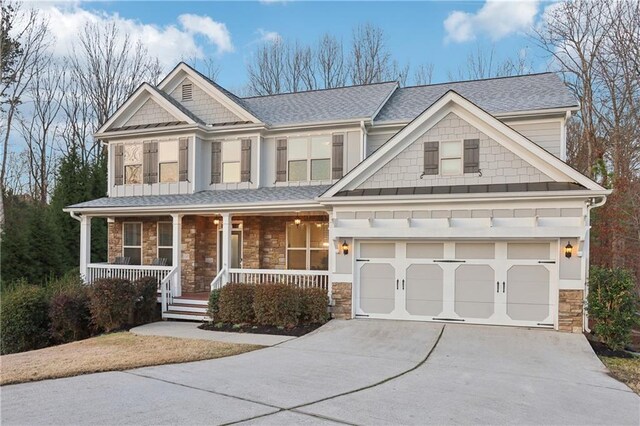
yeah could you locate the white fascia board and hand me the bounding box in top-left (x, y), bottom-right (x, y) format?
top-left (96, 124), bottom-right (201, 140)
top-left (63, 201), bottom-right (326, 216)
top-left (97, 83), bottom-right (198, 135)
top-left (319, 189), bottom-right (611, 207)
top-left (332, 226), bottom-right (585, 239)
top-left (158, 63), bottom-right (261, 124)
top-left (268, 117), bottom-right (371, 130)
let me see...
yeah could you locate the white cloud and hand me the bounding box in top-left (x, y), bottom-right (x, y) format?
top-left (32, 3), bottom-right (233, 70)
top-left (255, 28), bottom-right (282, 44)
top-left (444, 0), bottom-right (540, 43)
top-left (258, 0), bottom-right (289, 5)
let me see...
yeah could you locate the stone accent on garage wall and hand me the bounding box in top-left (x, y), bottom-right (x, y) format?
top-left (558, 289), bottom-right (584, 333)
top-left (331, 282), bottom-right (352, 319)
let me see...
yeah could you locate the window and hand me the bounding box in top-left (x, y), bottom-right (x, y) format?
top-left (158, 141), bottom-right (178, 183)
top-left (287, 135), bottom-right (331, 182)
top-left (181, 83), bottom-right (193, 101)
top-left (157, 222), bottom-right (173, 266)
top-left (123, 222), bottom-right (142, 265)
top-left (286, 221), bottom-right (329, 270)
top-left (440, 140), bottom-right (462, 176)
top-left (222, 139), bottom-right (241, 183)
top-left (124, 144), bottom-right (142, 184)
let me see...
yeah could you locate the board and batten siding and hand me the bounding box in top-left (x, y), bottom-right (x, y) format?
top-left (506, 120), bottom-right (563, 159)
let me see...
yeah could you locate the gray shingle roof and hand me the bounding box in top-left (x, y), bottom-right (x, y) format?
top-left (150, 85), bottom-right (206, 125)
top-left (241, 82), bottom-right (398, 126)
top-left (375, 73), bottom-right (577, 123)
top-left (67, 185), bottom-right (331, 211)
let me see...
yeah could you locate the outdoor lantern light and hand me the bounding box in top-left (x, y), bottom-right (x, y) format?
top-left (213, 218), bottom-right (220, 226)
top-left (294, 216), bottom-right (302, 227)
top-left (564, 242), bottom-right (573, 258)
top-left (342, 240), bottom-right (349, 255)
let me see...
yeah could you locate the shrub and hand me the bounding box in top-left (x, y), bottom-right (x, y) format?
top-left (0, 285), bottom-right (51, 354)
top-left (133, 276), bottom-right (159, 325)
top-left (587, 266), bottom-right (639, 351)
top-left (208, 289), bottom-right (221, 321)
top-left (88, 278), bottom-right (136, 332)
top-left (218, 283), bottom-right (255, 324)
top-left (299, 287), bottom-right (329, 325)
top-left (253, 284), bottom-right (300, 327)
top-left (49, 285), bottom-right (92, 344)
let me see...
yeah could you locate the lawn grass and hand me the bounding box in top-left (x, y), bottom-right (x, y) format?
top-left (0, 332), bottom-right (262, 386)
top-left (600, 356), bottom-right (640, 394)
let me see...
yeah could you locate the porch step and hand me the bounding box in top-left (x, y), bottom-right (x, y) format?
top-left (171, 298), bottom-right (208, 306)
top-left (167, 303), bottom-right (209, 313)
top-left (163, 311), bottom-right (210, 321)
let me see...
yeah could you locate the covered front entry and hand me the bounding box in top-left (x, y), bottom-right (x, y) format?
top-left (355, 240), bottom-right (558, 328)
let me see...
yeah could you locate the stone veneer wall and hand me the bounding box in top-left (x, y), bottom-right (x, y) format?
top-left (108, 216), bottom-right (171, 264)
top-left (331, 282), bottom-right (352, 319)
top-left (558, 289), bottom-right (584, 333)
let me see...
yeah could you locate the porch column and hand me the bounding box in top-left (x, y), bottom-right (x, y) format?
top-left (172, 214), bottom-right (183, 297)
top-left (79, 215), bottom-right (92, 283)
top-left (221, 212), bottom-right (232, 284)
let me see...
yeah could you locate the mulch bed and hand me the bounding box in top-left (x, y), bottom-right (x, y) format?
top-left (586, 333), bottom-right (636, 358)
top-left (199, 321), bottom-right (327, 337)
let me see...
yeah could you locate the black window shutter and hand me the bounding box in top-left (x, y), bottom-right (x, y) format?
top-left (464, 139), bottom-right (480, 173)
top-left (179, 137), bottom-right (189, 182)
top-left (114, 144), bottom-right (124, 185)
top-left (332, 134), bottom-right (344, 179)
top-left (241, 139), bottom-right (252, 182)
top-left (211, 141), bottom-right (221, 184)
top-left (276, 138), bottom-right (287, 182)
top-left (423, 141), bottom-right (439, 175)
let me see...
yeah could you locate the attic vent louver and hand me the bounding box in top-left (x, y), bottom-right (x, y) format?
top-left (181, 83), bottom-right (193, 101)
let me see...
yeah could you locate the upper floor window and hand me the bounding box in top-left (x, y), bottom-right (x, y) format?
top-left (423, 138), bottom-right (480, 177)
top-left (222, 139), bottom-right (241, 183)
top-left (211, 139), bottom-right (251, 185)
top-left (159, 141), bottom-right (178, 183)
top-left (124, 143), bottom-right (143, 184)
top-left (440, 140), bottom-right (462, 176)
top-left (181, 83), bottom-right (193, 101)
top-left (287, 135), bottom-right (331, 182)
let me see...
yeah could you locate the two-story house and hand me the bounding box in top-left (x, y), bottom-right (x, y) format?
top-left (65, 62), bottom-right (609, 332)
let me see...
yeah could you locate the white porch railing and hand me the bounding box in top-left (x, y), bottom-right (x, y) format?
top-left (86, 263), bottom-right (173, 284)
top-left (160, 267), bottom-right (179, 313)
top-left (228, 268), bottom-right (329, 291)
top-left (210, 267), bottom-right (226, 291)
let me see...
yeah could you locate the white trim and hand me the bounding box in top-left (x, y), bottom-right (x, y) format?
top-left (217, 221), bottom-right (243, 271)
top-left (322, 91), bottom-right (604, 198)
top-left (157, 221), bottom-right (173, 265)
top-left (285, 220), bottom-right (329, 271)
top-left (98, 83), bottom-right (198, 134)
top-left (122, 221), bottom-right (143, 264)
top-left (157, 63), bottom-right (261, 124)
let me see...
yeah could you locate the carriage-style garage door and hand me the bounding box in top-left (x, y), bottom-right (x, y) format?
top-left (355, 241), bottom-right (558, 328)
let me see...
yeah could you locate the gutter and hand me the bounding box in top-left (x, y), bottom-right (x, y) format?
top-left (583, 195), bottom-right (607, 333)
top-left (69, 211), bottom-right (82, 222)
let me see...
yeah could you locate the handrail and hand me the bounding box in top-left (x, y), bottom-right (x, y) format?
top-left (210, 267), bottom-right (226, 292)
top-left (160, 267), bottom-right (178, 313)
top-left (88, 263), bottom-right (172, 271)
top-left (227, 268), bottom-right (329, 291)
top-left (227, 268), bottom-right (327, 276)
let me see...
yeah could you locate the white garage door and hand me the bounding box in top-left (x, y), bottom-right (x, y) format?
top-left (355, 241), bottom-right (557, 328)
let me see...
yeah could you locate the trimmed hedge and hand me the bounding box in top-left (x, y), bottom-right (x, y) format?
top-left (588, 266), bottom-right (639, 351)
top-left (1, 285), bottom-right (51, 354)
top-left (253, 284), bottom-right (300, 327)
top-left (299, 287), bottom-right (329, 325)
top-left (88, 278), bottom-right (136, 332)
top-left (218, 283), bottom-right (256, 324)
top-left (133, 276), bottom-right (159, 324)
top-left (49, 285), bottom-right (92, 344)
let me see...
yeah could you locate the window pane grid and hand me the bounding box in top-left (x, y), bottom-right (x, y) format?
top-left (286, 221), bottom-right (328, 270)
top-left (123, 223), bottom-right (142, 265)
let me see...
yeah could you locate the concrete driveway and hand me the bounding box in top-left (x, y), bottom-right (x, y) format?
top-left (2, 320), bottom-right (638, 425)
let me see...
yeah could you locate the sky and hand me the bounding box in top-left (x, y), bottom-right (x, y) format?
top-left (30, 0), bottom-right (555, 93)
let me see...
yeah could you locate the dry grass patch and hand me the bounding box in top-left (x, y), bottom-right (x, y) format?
top-left (600, 356), bottom-right (640, 394)
top-left (1, 332), bottom-right (262, 386)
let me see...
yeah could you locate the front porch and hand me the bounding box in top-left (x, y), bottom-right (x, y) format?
top-left (81, 211), bottom-right (331, 319)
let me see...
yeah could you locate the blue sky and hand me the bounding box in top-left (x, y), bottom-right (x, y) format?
top-left (37, 1), bottom-right (552, 92)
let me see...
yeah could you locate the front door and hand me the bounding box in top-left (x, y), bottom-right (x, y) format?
top-left (218, 229), bottom-right (242, 271)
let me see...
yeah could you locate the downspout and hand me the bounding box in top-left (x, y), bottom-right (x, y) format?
top-left (583, 196), bottom-right (607, 332)
top-left (69, 211), bottom-right (81, 222)
top-left (360, 120), bottom-right (367, 161)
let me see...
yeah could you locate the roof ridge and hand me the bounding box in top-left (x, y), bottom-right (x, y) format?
top-left (241, 80), bottom-right (398, 99)
top-left (401, 72), bottom-right (556, 90)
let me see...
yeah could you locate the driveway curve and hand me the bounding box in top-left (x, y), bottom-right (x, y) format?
top-left (1, 320), bottom-right (638, 425)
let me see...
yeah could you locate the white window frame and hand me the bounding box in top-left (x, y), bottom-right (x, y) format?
top-left (216, 221), bottom-right (244, 271)
top-left (287, 135), bottom-right (331, 182)
top-left (122, 222), bottom-right (143, 265)
top-left (440, 140), bottom-right (463, 176)
top-left (285, 221), bottom-right (329, 270)
top-left (158, 140), bottom-right (179, 183)
top-left (157, 221), bottom-right (173, 265)
top-left (222, 139), bottom-right (241, 183)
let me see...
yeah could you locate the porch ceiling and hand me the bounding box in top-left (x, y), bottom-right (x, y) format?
top-left (64, 185), bottom-right (331, 215)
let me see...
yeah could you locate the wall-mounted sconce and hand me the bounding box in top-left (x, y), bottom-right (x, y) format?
top-left (564, 241), bottom-right (573, 259)
top-left (342, 240), bottom-right (349, 255)
top-left (294, 216), bottom-right (302, 227)
top-left (213, 218), bottom-right (220, 226)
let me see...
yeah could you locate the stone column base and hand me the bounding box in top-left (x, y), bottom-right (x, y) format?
top-left (331, 282), bottom-right (352, 320)
top-left (558, 289), bottom-right (584, 333)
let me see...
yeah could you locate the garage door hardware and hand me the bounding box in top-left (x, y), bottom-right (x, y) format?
top-left (496, 281), bottom-right (506, 292)
top-left (433, 259), bottom-right (467, 263)
top-left (356, 258), bottom-right (370, 262)
top-left (433, 317), bottom-right (465, 322)
top-left (395, 279), bottom-right (406, 290)
top-left (538, 260), bottom-right (556, 264)
top-left (537, 322), bottom-right (554, 327)
top-left (355, 314), bottom-right (370, 317)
